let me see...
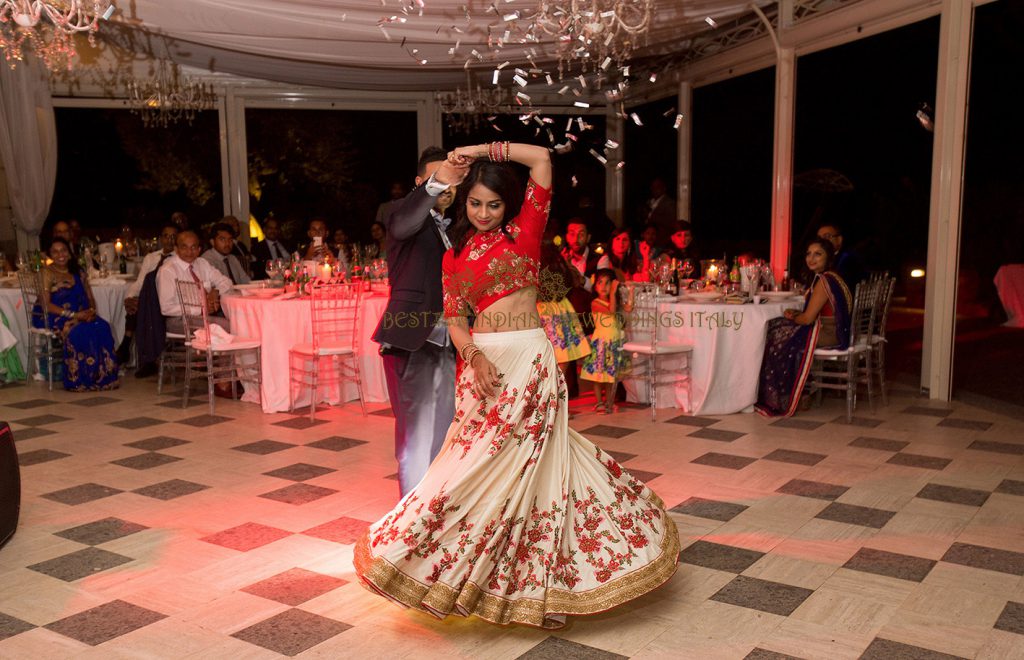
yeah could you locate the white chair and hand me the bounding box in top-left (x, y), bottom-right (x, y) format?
top-left (288, 281), bottom-right (366, 421)
top-left (622, 283), bottom-right (693, 421)
top-left (17, 271), bottom-right (61, 390)
top-left (175, 280), bottom-right (262, 414)
top-left (866, 275), bottom-right (896, 407)
top-left (156, 332), bottom-right (189, 395)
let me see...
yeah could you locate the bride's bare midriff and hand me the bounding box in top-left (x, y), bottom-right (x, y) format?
top-left (472, 287), bottom-right (540, 333)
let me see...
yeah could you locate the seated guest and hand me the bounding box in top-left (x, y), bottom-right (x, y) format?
top-left (332, 227), bottom-right (353, 262)
top-left (755, 238), bottom-right (852, 417)
top-left (561, 218), bottom-right (599, 334)
top-left (818, 221), bottom-right (866, 289)
top-left (252, 217), bottom-right (292, 279)
top-left (34, 238), bottom-right (119, 391)
top-left (598, 227), bottom-right (642, 281)
top-left (46, 221), bottom-right (78, 260)
top-left (368, 220), bottom-right (388, 261)
top-left (662, 220), bottom-right (699, 263)
top-left (121, 223), bottom-right (179, 365)
top-left (202, 222), bottom-right (252, 285)
top-left (300, 217), bottom-right (331, 261)
top-left (157, 230), bottom-right (233, 334)
top-left (221, 215), bottom-right (254, 277)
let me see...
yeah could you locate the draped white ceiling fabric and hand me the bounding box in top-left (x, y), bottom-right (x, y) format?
top-left (107, 0), bottom-right (767, 92)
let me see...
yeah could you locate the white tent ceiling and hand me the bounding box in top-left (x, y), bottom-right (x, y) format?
top-left (98, 0), bottom-right (771, 93)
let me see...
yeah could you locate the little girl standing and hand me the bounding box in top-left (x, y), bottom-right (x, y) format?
top-left (581, 269), bottom-right (631, 413)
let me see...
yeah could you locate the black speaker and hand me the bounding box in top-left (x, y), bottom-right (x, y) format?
top-left (0, 423), bottom-right (20, 549)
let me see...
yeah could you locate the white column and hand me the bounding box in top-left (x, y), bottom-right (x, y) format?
top-left (221, 91), bottom-right (250, 234)
top-left (770, 48), bottom-right (796, 281)
top-left (605, 106), bottom-right (624, 228)
top-left (677, 81), bottom-right (693, 222)
top-left (921, 0), bottom-right (973, 399)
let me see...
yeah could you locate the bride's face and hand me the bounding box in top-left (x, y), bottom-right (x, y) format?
top-left (466, 184), bottom-right (506, 232)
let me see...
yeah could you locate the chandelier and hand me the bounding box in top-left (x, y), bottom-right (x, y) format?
top-left (0, 0), bottom-right (114, 72)
top-left (437, 70), bottom-right (516, 134)
top-left (127, 59), bottom-right (217, 128)
top-left (533, 0), bottom-right (654, 74)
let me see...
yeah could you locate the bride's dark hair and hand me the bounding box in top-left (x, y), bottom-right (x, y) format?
top-left (450, 160), bottom-right (523, 255)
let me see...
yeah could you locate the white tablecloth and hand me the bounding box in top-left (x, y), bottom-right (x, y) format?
top-left (223, 293), bottom-right (389, 413)
top-left (0, 279), bottom-right (128, 372)
top-left (623, 300), bottom-right (791, 415)
top-left (994, 264), bottom-right (1024, 328)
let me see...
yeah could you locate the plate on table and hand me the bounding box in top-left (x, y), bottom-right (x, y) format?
top-left (759, 291), bottom-right (801, 301)
top-left (233, 283), bottom-right (261, 290)
top-left (252, 287), bottom-right (285, 299)
top-left (684, 291), bottom-right (724, 302)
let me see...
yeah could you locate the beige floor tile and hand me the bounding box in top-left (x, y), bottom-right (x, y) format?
top-left (976, 629), bottom-right (1024, 660)
top-left (899, 583), bottom-right (1008, 627)
top-left (877, 610), bottom-right (992, 659)
top-left (635, 600), bottom-right (784, 659)
top-left (920, 562), bottom-right (1023, 600)
top-left (771, 519), bottom-right (879, 566)
top-left (741, 554), bottom-right (839, 590)
top-left (788, 587), bottom-right (898, 635)
top-left (816, 568), bottom-right (917, 607)
top-left (0, 625), bottom-right (88, 658)
top-left (862, 511), bottom-right (967, 559)
top-left (757, 618), bottom-right (877, 660)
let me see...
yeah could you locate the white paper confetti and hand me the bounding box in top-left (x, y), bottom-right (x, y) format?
top-left (574, 101), bottom-right (590, 108)
top-left (631, 112), bottom-right (643, 126)
top-left (605, 139), bottom-right (619, 149)
top-left (673, 114), bottom-right (684, 129)
top-left (513, 74), bottom-right (528, 87)
top-left (705, 16), bottom-right (718, 28)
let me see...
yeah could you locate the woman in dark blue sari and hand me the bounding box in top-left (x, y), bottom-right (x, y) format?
top-left (756, 238), bottom-right (851, 417)
top-left (33, 238), bottom-right (119, 391)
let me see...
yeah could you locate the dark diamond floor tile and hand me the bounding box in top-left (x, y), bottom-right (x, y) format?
top-left (306, 436), bottom-right (368, 452)
top-left (55, 517), bottom-right (148, 546)
top-left (13, 414), bottom-right (71, 426)
top-left (68, 396), bottom-right (120, 407)
top-left (259, 484), bottom-right (339, 505)
top-left (110, 452), bottom-right (183, 470)
top-left (831, 415), bottom-right (883, 428)
top-left (941, 542), bottom-right (1024, 576)
top-left (776, 479), bottom-right (849, 501)
top-left (967, 439), bottom-right (1024, 456)
top-left (28, 547), bottom-right (134, 582)
top-left (816, 503), bottom-right (896, 529)
top-left (886, 453), bottom-right (952, 470)
top-left (916, 483), bottom-right (990, 507)
top-left (155, 397), bottom-right (205, 409)
top-left (369, 407), bottom-right (395, 417)
top-left (995, 479), bottom-right (1024, 496)
top-left (132, 479), bottom-right (210, 500)
top-left (901, 406), bottom-right (953, 418)
top-left (604, 450), bottom-right (637, 463)
top-left (769, 418), bottom-right (824, 431)
top-left (124, 436), bottom-right (190, 451)
top-left (679, 540), bottom-right (764, 573)
top-left (263, 463), bottom-right (336, 481)
top-left (200, 523), bottom-right (292, 552)
top-left (688, 428), bottom-right (746, 442)
top-left (580, 424), bottom-right (637, 439)
top-left (671, 497), bottom-right (748, 522)
top-left (620, 467), bottom-right (659, 484)
top-left (849, 436), bottom-right (910, 452)
top-left (177, 414), bottom-right (233, 427)
top-left (241, 568), bottom-right (347, 606)
top-left (44, 600), bottom-right (166, 646)
top-left (17, 448), bottom-right (71, 466)
top-left (710, 575), bottom-right (813, 616)
top-left (231, 608), bottom-right (351, 657)
top-left (3, 398), bottom-right (54, 409)
top-left (517, 637), bottom-right (628, 660)
top-left (0, 611), bottom-right (35, 641)
top-left (8, 427), bottom-right (56, 441)
top-left (41, 483), bottom-right (122, 505)
top-left (232, 439), bottom-right (297, 454)
top-left (302, 516), bottom-right (371, 544)
top-left (272, 416), bottom-right (329, 430)
top-left (843, 547), bottom-right (936, 582)
top-left (859, 638), bottom-right (966, 659)
top-left (994, 601), bottom-right (1024, 636)
top-left (938, 418), bottom-right (993, 431)
top-left (745, 649), bottom-right (804, 660)
top-left (762, 449), bottom-right (827, 466)
top-left (108, 417), bottom-right (166, 430)
top-left (691, 452), bottom-right (758, 470)
top-left (666, 415), bottom-right (720, 428)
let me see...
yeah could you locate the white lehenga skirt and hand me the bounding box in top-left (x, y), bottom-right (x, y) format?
top-left (355, 328), bottom-right (679, 629)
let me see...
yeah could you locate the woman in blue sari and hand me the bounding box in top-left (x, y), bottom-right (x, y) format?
top-left (33, 238), bottom-right (119, 391)
top-left (755, 238), bottom-right (851, 417)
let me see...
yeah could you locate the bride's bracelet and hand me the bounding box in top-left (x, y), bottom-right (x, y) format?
top-left (487, 141), bottom-right (510, 163)
top-left (460, 343), bottom-right (482, 364)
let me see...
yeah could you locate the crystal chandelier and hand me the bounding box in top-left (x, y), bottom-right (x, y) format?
top-left (437, 70), bottom-right (516, 134)
top-left (0, 0), bottom-right (114, 72)
top-left (127, 59), bottom-right (217, 128)
top-left (533, 0), bottom-right (654, 74)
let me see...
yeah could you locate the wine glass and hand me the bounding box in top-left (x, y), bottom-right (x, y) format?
top-left (681, 259), bottom-right (696, 279)
top-left (265, 259), bottom-right (280, 280)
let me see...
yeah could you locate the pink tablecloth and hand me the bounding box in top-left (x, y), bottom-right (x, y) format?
top-left (995, 264), bottom-right (1024, 328)
top-left (223, 293), bottom-right (388, 413)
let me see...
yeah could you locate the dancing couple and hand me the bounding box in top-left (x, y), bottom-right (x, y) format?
top-left (361, 142), bottom-right (678, 629)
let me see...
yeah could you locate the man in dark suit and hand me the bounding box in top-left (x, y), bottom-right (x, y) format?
top-left (251, 218), bottom-right (292, 279)
top-left (373, 147), bottom-right (467, 497)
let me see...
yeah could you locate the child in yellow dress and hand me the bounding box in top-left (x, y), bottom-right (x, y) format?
top-left (580, 269), bottom-right (631, 413)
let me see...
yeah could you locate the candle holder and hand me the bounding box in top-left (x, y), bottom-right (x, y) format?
top-left (701, 259), bottom-right (722, 283)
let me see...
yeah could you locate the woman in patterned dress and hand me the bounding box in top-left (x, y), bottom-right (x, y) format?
top-left (355, 143), bottom-right (678, 629)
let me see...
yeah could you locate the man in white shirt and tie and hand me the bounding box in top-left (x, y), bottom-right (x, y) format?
top-left (202, 223), bottom-right (251, 286)
top-left (252, 218), bottom-right (291, 279)
top-left (157, 230), bottom-right (234, 334)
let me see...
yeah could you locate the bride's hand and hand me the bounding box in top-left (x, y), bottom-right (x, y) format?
top-left (470, 353), bottom-right (501, 398)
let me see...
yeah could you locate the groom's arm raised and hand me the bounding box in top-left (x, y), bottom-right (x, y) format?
top-left (387, 159), bottom-right (467, 242)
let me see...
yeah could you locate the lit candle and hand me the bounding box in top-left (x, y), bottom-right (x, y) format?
top-left (707, 264), bottom-right (718, 279)
top-left (115, 239), bottom-right (123, 255)
top-left (321, 263), bottom-right (332, 280)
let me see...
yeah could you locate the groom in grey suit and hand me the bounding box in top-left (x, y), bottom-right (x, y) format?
top-left (372, 147), bottom-right (467, 497)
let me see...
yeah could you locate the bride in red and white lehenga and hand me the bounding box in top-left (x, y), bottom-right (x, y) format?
top-left (355, 142), bottom-right (678, 629)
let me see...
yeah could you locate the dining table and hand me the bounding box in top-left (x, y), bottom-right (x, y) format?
top-left (621, 295), bottom-right (795, 415)
top-left (222, 290), bottom-right (389, 413)
top-left (0, 274), bottom-right (129, 373)
top-left (994, 264), bottom-right (1024, 328)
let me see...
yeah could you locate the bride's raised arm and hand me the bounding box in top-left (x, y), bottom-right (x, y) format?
top-left (451, 142), bottom-right (552, 190)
